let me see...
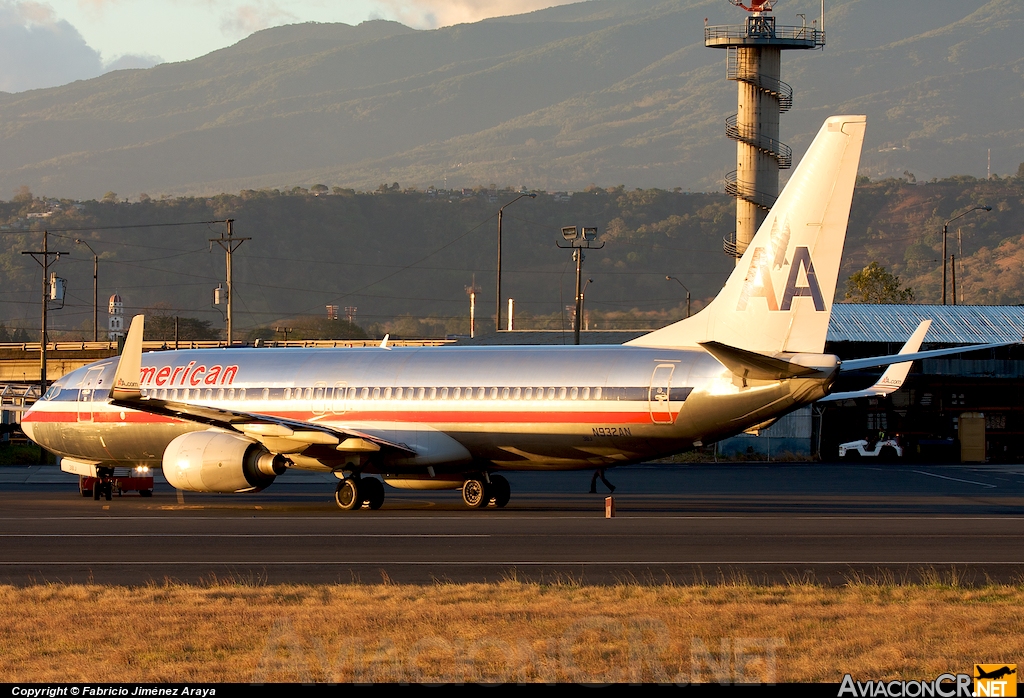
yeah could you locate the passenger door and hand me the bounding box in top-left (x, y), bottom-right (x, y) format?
top-left (649, 364), bottom-right (675, 424)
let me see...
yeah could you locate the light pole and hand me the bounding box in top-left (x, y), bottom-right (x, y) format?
top-left (75, 239), bottom-right (99, 341)
top-left (557, 226), bottom-right (603, 345)
top-left (666, 276), bottom-right (691, 318)
top-left (580, 278), bottom-right (594, 332)
top-left (496, 192), bottom-right (536, 331)
top-left (942, 206), bottom-right (990, 305)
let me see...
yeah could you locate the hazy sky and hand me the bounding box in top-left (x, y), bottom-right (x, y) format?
top-left (0, 0), bottom-right (576, 92)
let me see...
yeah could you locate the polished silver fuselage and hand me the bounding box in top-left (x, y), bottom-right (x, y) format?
top-left (23, 344), bottom-right (832, 473)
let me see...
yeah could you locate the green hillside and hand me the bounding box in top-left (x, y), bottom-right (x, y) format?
top-left (2, 171), bottom-right (1023, 339)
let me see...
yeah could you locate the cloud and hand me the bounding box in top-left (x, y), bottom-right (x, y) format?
top-left (0, 1), bottom-right (103, 91)
top-left (103, 53), bottom-right (161, 72)
top-left (220, 1), bottom-right (298, 37)
top-left (373, 0), bottom-right (576, 29)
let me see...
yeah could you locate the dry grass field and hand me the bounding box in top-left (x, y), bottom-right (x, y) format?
top-left (2, 575), bottom-right (1022, 684)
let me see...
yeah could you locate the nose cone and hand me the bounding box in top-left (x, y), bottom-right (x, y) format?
top-left (20, 413), bottom-right (37, 444)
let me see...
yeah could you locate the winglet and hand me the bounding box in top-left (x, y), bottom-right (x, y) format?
top-left (111, 315), bottom-right (144, 401)
top-left (820, 319), bottom-right (930, 402)
top-left (380, 334), bottom-right (390, 349)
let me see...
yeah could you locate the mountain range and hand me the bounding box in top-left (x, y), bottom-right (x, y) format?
top-left (1, 0), bottom-right (1022, 200)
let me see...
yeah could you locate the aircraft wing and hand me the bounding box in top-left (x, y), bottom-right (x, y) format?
top-left (820, 320), bottom-right (930, 402)
top-left (108, 315), bottom-right (414, 456)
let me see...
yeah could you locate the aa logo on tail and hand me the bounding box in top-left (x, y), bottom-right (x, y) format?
top-left (737, 216), bottom-right (825, 312)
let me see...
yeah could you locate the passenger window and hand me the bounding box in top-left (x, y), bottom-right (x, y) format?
top-left (217, 388), bottom-right (225, 400)
top-left (304, 388), bottom-right (313, 400)
top-left (559, 387), bottom-right (567, 399)
top-left (594, 387), bottom-right (602, 400)
top-left (476, 387), bottom-right (485, 399)
top-left (417, 387), bottom-right (426, 400)
top-left (429, 387), bottom-right (437, 400)
top-left (452, 387), bottom-right (461, 399)
top-left (384, 387), bottom-right (392, 399)
top-left (440, 387), bottom-right (449, 399)
top-left (262, 388), bottom-right (269, 400)
top-left (581, 387), bottom-right (590, 400)
top-left (238, 388), bottom-right (245, 400)
top-left (347, 387), bottom-right (357, 400)
top-left (204, 389), bottom-right (213, 401)
top-left (501, 388), bottom-right (510, 400)
top-left (361, 387), bottom-right (369, 400)
top-left (570, 387), bottom-right (578, 400)
top-left (372, 387), bottom-right (381, 399)
top-left (489, 387), bottom-right (498, 400)
top-left (284, 388), bottom-right (292, 400)
top-left (512, 387), bottom-right (521, 400)
top-left (315, 387), bottom-right (324, 401)
top-left (547, 387), bottom-right (556, 400)
top-left (523, 387), bottom-right (532, 400)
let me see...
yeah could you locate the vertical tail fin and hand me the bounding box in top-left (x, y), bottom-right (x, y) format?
top-left (628, 115), bottom-right (867, 355)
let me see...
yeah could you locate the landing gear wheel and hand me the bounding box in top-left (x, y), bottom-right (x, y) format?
top-left (139, 489), bottom-right (153, 498)
top-left (80, 476), bottom-right (91, 497)
top-left (489, 474), bottom-right (511, 508)
top-left (362, 477), bottom-right (385, 510)
top-left (104, 483), bottom-right (112, 501)
top-left (462, 478), bottom-right (489, 509)
top-left (93, 482), bottom-right (101, 500)
top-left (335, 478), bottom-right (361, 510)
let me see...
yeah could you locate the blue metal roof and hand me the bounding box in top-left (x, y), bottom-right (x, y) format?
top-left (828, 304), bottom-right (1024, 344)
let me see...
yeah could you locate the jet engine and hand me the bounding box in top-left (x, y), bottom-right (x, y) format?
top-left (163, 431), bottom-right (287, 493)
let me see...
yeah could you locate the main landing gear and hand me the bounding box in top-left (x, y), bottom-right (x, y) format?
top-left (334, 477), bottom-right (385, 511)
top-left (462, 474), bottom-right (510, 509)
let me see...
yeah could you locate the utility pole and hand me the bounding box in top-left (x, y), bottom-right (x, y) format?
top-left (941, 206), bottom-right (990, 305)
top-left (557, 226), bottom-right (603, 345)
top-left (22, 231), bottom-right (68, 395)
top-left (210, 219), bottom-right (249, 344)
top-left (75, 239), bottom-right (99, 341)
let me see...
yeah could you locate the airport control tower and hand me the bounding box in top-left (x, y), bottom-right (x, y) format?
top-left (705, 1), bottom-right (825, 261)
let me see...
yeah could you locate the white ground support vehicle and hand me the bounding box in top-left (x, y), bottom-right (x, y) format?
top-left (839, 438), bottom-right (903, 461)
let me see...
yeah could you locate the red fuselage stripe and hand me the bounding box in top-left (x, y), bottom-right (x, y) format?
top-left (24, 408), bottom-right (657, 425)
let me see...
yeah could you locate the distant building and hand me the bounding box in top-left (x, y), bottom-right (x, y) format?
top-left (107, 293), bottom-right (125, 340)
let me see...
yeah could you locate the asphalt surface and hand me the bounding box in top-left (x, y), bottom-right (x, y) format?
top-left (1, 461), bottom-right (1023, 585)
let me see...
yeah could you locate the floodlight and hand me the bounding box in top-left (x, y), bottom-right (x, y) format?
top-left (582, 227), bottom-right (598, 241)
top-left (561, 226), bottom-right (579, 241)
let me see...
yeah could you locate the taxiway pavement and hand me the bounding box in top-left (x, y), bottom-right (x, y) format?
top-left (1, 462), bottom-right (1022, 585)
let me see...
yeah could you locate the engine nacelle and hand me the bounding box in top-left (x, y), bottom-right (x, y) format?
top-left (163, 431), bottom-right (287, 493)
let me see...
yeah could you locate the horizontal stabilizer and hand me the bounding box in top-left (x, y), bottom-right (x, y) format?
top-left (700, 341), bottom-right (823, 381)
top-left (840, 340), bottom-right (1019, 372)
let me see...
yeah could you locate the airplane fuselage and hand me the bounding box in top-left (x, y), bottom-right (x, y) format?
top-left (23, 344), bottom-right (835, 475)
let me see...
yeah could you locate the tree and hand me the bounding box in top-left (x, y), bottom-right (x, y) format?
top-left (1017, 161), bottom-right (1024, 180)
top-left (844, 262), bottom-right (914, 303)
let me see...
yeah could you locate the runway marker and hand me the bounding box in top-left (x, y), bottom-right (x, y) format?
top-left (911, 470), bottom-right (997, 488)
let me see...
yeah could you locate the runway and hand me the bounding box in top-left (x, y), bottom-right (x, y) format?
top-left (1, 461), bottom-right (1023, 585)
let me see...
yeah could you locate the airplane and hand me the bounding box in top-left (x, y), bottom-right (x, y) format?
top-left (21, 115), bottom-right (1016, 510)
